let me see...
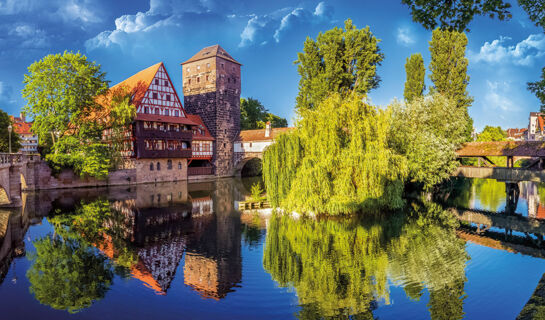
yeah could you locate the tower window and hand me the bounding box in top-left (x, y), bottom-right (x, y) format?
top-left (228, 78), bottom-right (230, 83)
top-left (221, 63), bottom-right (224, 69)
top-left (178, 162), bottom-right (182, 169)
top-left (234, 78), bottom-right (237, 84)
top-left (206, 75), bottom-right (209, 81)
top-left (197, 65), bottom-right (201, 70)
top-left (197, 77), bottom-right (200, 83)
top-left (150, 163), bottom-right (154, 171)
top-left (153, 92), bottom-right (158, 99)
top-left (188, 79), bottom-right (191, 85)
top-left (157, 162), bottom-right (161, 171)
top-left (167, 160), bottom-right (172, 170)
top-left (186, 67), bottom-right (190, 73)
top-left (207, 63), bottom-right (210, 68)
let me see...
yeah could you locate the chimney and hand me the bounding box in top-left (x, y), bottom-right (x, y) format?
top-left (265, 121), bottom-right (271, 138)
top-left (20, 112), bottom-right (25, 122)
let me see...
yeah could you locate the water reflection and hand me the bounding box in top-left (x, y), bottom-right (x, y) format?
top-left (263, 201), bottom-right (469, 319)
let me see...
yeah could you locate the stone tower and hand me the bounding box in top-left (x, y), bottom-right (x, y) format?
top-left (181, 45), bottom-right (241, 177)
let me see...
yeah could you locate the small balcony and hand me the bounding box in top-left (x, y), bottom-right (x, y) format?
top-left (136, 147), bottom-right (192, 159)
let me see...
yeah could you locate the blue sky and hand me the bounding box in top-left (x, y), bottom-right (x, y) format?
top-left (0, 0), bottom-right (543, 130)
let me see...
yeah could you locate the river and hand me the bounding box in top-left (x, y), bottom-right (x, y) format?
top-left (0, 177), bottom-right (544, 319)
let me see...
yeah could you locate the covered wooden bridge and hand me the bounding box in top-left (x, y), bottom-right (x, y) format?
top-left (455, 141), bottom-right (545, 181)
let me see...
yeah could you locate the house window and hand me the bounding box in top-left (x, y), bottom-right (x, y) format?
top-left (249, 142), bottom-right (252, 148)
top-left (157, 162), bottom-right (161, 171)
top-left (178, 162), bottom-right (182, 169)
top-left (144, 107), bottom-right (149, 114)
top-left (175, 110), bottom-right (179, 117)
top-left (155, 109), bottom-right (160, 115)
top-left (155, 79), bottom-right (159, 85)
top-left (166, 95), bottom-right (171, 101)
top-left (153, 92), bottom-right (158, 99)
top-left (164, 80), bottom-right (168, 86)
top-left (167, 159), bottom-right (172, 170)
top-left (150, 163), bottom-right (154, 171)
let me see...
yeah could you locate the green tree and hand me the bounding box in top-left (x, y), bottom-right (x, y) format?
top-left (429, 28), bottom-right (474, 140)
top-left (0, 110), bottom-right (21, 153)
top-left (295, 19), bottom-right (383, 112)
top-left (241, 97), bottom-right (287, 130)
top-left (404, 53), bottom-right (426, 102)
top-left (240, 97), bottom-right (267, 130)
top-left (529, 67), bottom-right (545, 112)
top-left (401, 0), bottom-right (513, 31)
top-left (26, 235), bottom-right (113, 313)
top-left (263, 93), bottom-right (408, 215)
top-left (390, 94), bottom-right (468, 190)
top-left (22, 52), bottom-right (136, 178)
top-left (517, 0), bottom-right (545, 30)
top-left (477, 126), bottom-right (507, 141)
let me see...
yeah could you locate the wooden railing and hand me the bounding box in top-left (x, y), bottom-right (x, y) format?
top-left (188, 167), bottom-right (214, 176)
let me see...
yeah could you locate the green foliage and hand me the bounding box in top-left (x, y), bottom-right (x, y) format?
top-left (529, 67), bottom-right (545, 113)
top-left (404, 53), bottom-right (426, 102)
top-left (477, 126), bottom-right (507, 142)
top-left (241, 97), bottom-right (287, 130)
top-left (401, 0), bottom-right (512, 31)
top-left (263, 200), bottom-right (468, 318)
top-left (390, 94), bottom-right (467, 190)
top-left (263, 93), bottom-right (408, 215)
top-left (429, 28), bottom-right (474, 140)
top-left (0, 109), bottom-right (21, 152)
top-left (26, 235), bottom-right (113, 313)
top-left (250, 182), bottom-right (264, 201)
top-left (295, 19), bottom-right (383, 112)
top-left (517, 0), bottom-right (545, 30)
top-left (22, 52), bottom-right (136, 178)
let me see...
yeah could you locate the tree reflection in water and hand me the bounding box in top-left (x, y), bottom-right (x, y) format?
top-left (263, 200), bottom-right (468, 319)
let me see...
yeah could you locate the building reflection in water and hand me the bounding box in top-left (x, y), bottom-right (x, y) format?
top-left (0, 179), bottom-right (244, 302)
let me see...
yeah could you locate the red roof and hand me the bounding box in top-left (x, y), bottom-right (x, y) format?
top-left (186, 114), bottom-right (214, 141)
top-left (238, 127), bottom-right (295, 142)
top-left (12, 121), bottom-right (33, 135)
top-left (181, 45), bottom-right (241, 65)
top-left (108, 62), bottom-right (163, 107)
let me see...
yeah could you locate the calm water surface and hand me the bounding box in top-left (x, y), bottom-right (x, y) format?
top-left (0, 177), bottom-right (544, 319)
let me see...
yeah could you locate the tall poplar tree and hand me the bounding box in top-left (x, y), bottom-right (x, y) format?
top-left (295, 19), bottom-right (384, 112)
top-left (404, 53), bottom-right (426, 102)
top-left (429, 28), bottom-right (474, 139)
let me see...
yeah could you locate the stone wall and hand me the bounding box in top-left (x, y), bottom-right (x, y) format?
top-left (134, 158), bottom-right (187, 184)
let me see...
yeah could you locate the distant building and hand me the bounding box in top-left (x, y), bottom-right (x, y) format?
top-left (10, 113), bottom-right (38, 153)
top-left (234, 122), bottom-right (294, 153)
top-left (528, 112), bottom-right (545, 141)
top-left (506, 128), bottom-right (527, 141)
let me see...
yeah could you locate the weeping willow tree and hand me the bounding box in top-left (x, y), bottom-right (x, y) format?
top-left (263, 93), bottom-right (408, 215)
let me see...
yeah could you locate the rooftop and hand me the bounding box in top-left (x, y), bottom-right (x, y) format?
top-left (238, 127), bottom-right (295, 142)
top-left (181, 45), bottom-right (241, 66)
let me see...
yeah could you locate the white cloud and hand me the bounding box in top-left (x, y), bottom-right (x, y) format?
top-left (8, 24), bottom-right (49, 48)
top-left (56, 0), bottom-right (101, 24)
top-left (239, 1), bottom-right (334, 47)
top-left (396, 27), bottom-right (414, 46)
top-left (484, 81), bottom-right (518, 111)
top-left (471, 34), bottom-right (545, 66)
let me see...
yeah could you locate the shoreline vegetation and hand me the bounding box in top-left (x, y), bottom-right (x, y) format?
top-left (263, 20), bottom-right (471, 216)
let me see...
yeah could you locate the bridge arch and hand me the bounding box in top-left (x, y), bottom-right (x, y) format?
top-left (233, 154), bottom-right (263, 177)
top-left (0, 187), bottom-right (9, 206)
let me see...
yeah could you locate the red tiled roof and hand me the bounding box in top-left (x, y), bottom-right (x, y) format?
top-left (181, 45), bottom-right (241, 65)
top-left (238, 127), bottom-right (295, 142)
top-left (538, 117), bottom-right (544, 133)
top-left (136, 113), bottom-right (197, 125)
top-left (106, 62), bottom-right (163, 107)
top-left (12, 121), bottom-right (32, 135)
top-left (186, 114), bottom-right (214, 141)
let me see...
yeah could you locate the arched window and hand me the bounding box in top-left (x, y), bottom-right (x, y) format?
top-left (150, 162), bottom-right (154, 171)
top-left (167, 159), bottom-right (172, 170)
top-left (157, 162), bottom-right (161, 171)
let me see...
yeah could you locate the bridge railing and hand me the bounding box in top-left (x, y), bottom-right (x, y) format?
top-left (0, 153), bottom-right (41, 165)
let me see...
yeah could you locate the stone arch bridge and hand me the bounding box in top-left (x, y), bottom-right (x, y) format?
top-left (0, 153), bottom-right (40, 208)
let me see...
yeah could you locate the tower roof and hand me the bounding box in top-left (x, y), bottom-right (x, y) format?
top-left (181, 45), bottom-right (241, 65)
